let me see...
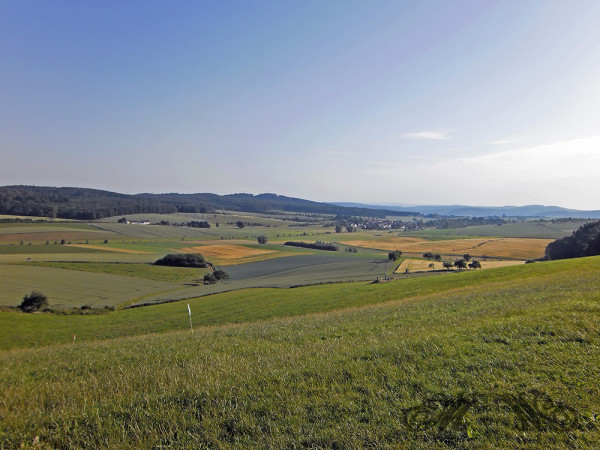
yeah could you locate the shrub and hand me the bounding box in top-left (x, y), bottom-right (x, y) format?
top-left (388, 250), bottom-right (403, 261)
top-left (213, 269), bottom-right (229, 280)
top-left (19, 291), bottom-right (49, 313)
top-left (203, 273), bottom-right (218, 284)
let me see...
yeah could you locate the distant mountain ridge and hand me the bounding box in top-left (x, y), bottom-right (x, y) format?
top-left (0, 185), bottom-right (412, 220)
top-left (333, 202), bottom-right (600, 219)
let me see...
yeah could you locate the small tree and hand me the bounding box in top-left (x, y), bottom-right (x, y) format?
top-left (388, 250), bottom-right (403, 261)
top-left (213, 269), bottom-right (229, 280)
top-left (442, 261), bottom-right (453, 271)
top-left (236, 221), bottom-right (245, 229)
top-left (203, 273), bottom-right (218, 284)
top-left (19, 291), bottom-right (49, 313)
top-left (428, 263), bottom-right (435, 270)
top-left (463, 253), bottom-right (471, 262)
top-left (257, 235), bottom-right (268, 244)
top-left (454, 259), bottom-right (468, 270)
top-left (335, 224), bottom-right (343, 233)
top-left (468, 260), bottom-right (482, 269)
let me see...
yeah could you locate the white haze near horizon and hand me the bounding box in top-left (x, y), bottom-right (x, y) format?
top-left (1, 2), bottom-right (600, 210)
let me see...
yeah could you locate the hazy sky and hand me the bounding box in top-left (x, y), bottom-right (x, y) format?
top-left (2, 1), bottom-right (600, 209)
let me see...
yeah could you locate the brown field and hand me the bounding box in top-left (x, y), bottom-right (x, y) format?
top-left (68, 244), bottom-right (153, 254)
top-left (178, 245), bottom-right (294, 265)
top-left (394, 258), bottom-right (525, 273)
top-left (341, 237), bottom-right (551, 260)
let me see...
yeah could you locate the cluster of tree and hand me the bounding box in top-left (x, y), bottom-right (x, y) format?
top-left (187, 221), bottom-right (211, 228)
top-left (442, 259), bottom-right (481, 270)
top-left (388, 250), bottom-right (403, 261)
top-left (426, 217), bottom-right (507, 229)
top-left (153, 254), bottom-right (207, 268)
top-left (545, 220), bottom-right (600, 260)
top-left (284, 241), bottom-right (339, 251)
top-left (345, 247), bottom-right (358, 253)
top-left (422, 252), bottom-right (442, 261)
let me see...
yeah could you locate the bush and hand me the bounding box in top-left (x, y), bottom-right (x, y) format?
top-left (213, 269), bottom-right (229, 280)
top-left (203, 273), bottom-right (218, 284)
top-left (257, 235), bottom-right (268, 244)
top-left (388, 250), bottom-right (403, 261)
top-left (154, 254), bottom-right (207, 268)
top-left (19, 291), bottom-right (49, 313)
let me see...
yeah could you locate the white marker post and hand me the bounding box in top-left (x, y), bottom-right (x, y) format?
top-left (187, 304), bottom-right (193, 330)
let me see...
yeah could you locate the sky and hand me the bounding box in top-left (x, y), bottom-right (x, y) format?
top-left (1, 1), bottom-right (600, 209)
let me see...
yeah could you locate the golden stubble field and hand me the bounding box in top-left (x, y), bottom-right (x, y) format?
top-left (179, 244), bottom-right (298, 265)
top-left (395, 258), bottom-right (525, 273)
top-left (341, 237), bottom-right (552, 260)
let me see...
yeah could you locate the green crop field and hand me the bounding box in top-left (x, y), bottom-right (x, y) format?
top-left (1, 256), bottom-right (599, 447)
top-left (0, 264), bottom-right (183, 309)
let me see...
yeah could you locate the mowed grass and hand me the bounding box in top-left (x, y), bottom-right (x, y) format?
top-left (0, 256), bottom-right (597, 350)
top-left (1, 258), bottom-right (599, 447)
top-left (21, 262), bottom-right (210, 283)
top-left (0, 265), bottom-right (183, 309)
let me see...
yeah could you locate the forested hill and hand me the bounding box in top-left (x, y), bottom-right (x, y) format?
top-left (0, 186), bottom-right (411, 220)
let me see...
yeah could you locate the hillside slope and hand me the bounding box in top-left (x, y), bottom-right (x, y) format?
top-left (1, 257), bottom-right (599, 447)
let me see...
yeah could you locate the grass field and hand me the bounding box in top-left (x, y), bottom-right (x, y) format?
top-left (0, 264), bottom-right (183, 309)
top-left (1, 256), bottom-right (599, 447)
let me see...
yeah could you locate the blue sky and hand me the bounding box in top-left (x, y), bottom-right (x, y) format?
top-left (2, 1), bottom-right (600, 208)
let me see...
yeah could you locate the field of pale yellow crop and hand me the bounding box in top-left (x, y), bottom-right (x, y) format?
top-left (394, 258), bottom-right (525, 273)
top-left (341, 237), bottom-right (551, 260)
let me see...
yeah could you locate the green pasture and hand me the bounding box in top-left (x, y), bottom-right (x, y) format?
top-left (0, 264), bottom-right (182, 309)
top-left (1, 257), bottom-right (599, 447)
top-left (0, 244), bottom-right (111, 254)
top-left (1, 256), bottom-right (597, 350)
top-left (0, 252), bottom-right (156, 264)
top-left (405, 219), bottom-right (589, 239)
top-left (21, 262), bottom-right (211, 283)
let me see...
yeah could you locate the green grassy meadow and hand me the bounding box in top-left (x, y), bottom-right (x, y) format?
top-left (1, 256), bottom-right (600, 447)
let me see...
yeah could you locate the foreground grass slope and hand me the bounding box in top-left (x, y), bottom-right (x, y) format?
top-left (0, 257), bottom-right (595, 350)
top-left (1, 258), bottom-right (600, 447)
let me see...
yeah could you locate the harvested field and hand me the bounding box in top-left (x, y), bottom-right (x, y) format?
top-left (68, 244), bottom-right (152, 254)
top-left (395, 258), bottom-right (525, 273)
top-left (178, 244), bottom-right (292, 264)
top-left (341, 237), bottom-right (551, 260)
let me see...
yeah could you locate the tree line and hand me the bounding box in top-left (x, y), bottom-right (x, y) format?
top-left (545, 220), bottom-right (600, 260)
top-left (0, 186), bottom-right (411, 220)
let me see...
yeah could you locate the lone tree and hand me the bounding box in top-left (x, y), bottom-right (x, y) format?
top-left (236, 221), bottom-right (245, 229)
top-left (335, 224), bottom-right (343, 233)
top-left (257, 235), bottom-right (268, 244)
top-left (454, 259), bottom-right (468, 270)
top-left (388, 250), bottom-right (403, 261)
top-left (19, 291), bottom-right (49, 313)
